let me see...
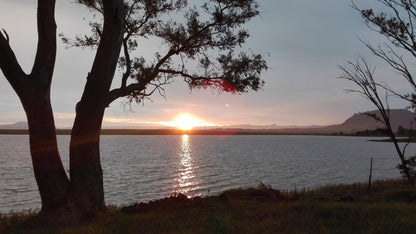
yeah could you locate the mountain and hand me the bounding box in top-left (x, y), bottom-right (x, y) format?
top-left (203, 109), bottom-right (415, 135)
top-left (201, 123), bottom-right (325, 130)
top-left (208, 109), bottom-right (414, 134)
top-left (320, 109), bottom-right (415, 134)
top-left (0, 109), bottom-right (414, 135)
top-left (0, 121), bottom-right (28, 129)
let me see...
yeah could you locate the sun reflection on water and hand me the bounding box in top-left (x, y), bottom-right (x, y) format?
top-left (174, 134), bottom-right (200, 197)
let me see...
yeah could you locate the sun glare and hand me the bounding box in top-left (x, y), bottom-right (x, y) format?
top-left (163, 114), bottom-right (215, 130)
top-left (174, 115), bottom-right (196, 130)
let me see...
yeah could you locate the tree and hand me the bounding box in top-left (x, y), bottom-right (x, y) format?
top-left (0, 0), bottom-right (267, 217)
top-left (340, 0), bottom-right (416, 183)
top-left (339, 58), bottom-right (414, 182)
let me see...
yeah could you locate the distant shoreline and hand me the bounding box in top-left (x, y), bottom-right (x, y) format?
top-left (369, 137), bottom-right (416, 143)
top-left (0, 129), bottom-right (325, 135)
top-left (0, 128), bottom-right (395, 136)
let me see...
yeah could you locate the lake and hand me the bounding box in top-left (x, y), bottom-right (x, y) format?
top-left (0, 134), bottom-right (414, 213)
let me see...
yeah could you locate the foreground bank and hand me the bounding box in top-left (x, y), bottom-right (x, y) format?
top-left (1, 179), bottom-right (416, 233)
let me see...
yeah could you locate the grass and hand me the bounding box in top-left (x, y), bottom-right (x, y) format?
top-left (1, 179), bottom-right (416, 233)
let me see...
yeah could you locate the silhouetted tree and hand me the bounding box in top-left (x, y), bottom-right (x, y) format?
top-left (0, 0), bottom-right (267, 217)
top-left (340, 0), bottom-right (416, 183)
top-left (339, 59), bottom-right (414, 182)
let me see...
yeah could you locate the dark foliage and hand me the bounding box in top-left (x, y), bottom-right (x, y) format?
top-left (61, 0), bottom-right (267, 106)
top-left (354, 128), bottom-right (389, 136)
top-left (0, 0), bottom-right (267, 215)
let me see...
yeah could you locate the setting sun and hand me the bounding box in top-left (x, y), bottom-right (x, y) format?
top-left (162, 114), bottom-right (216, 130)
top-left (173, 115), bottom-right (198, 130)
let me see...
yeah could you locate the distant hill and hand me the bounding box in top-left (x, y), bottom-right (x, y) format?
top-left (0, 121), bottom-right (28, 130)
top-left (206, 109), bottom-right (414, 134)
top-left (0, 109), bottom-right (414, 135)
top-left (205, 109), bottom-right (415, 135)
top-left (320, 109), bottom-right (415, 134)
top-left (202, 123), bottom-right (324, 130)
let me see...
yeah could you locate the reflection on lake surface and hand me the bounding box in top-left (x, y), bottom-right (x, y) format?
top-left (1, 134), bottom-right (416, 213)
top-left (175, 134), bottom-right (200, 196)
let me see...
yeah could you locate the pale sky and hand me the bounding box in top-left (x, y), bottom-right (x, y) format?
top-left (0, 0), bottom-right (412, 127)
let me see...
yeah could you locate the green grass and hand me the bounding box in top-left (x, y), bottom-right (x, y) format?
top-left (1, 179), bottom-right (416, 233)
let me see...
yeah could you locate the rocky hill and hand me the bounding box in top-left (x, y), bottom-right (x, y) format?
top-left (320, 109), bottom-right (415, 134)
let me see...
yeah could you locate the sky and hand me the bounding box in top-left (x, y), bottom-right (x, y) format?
top-left (0, 0), bottom-right (412, 128)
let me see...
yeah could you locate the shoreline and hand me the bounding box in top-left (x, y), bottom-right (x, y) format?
top-left (0, 128), bottom-right (399, 137)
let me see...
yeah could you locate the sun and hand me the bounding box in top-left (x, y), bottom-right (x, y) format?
top-left (172, 114), bottom-right (198, 130)
top-left (163, 114), bottom-right (215, 130)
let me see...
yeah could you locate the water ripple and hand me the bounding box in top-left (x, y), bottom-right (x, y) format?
top-left (0, 135), bottom-right (411, 213)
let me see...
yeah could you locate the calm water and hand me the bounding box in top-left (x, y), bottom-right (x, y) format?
top-left (1, 134), bottom-right (415, 213)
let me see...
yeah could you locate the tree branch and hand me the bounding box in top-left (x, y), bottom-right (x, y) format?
top-left (120, 38), bottom-right (131, 89)
top-left (158, 68), bottom-right (222, 80)
top-left (106, 82), bottom-right (145, 106)
top-left (76, 0), bottom-right (266, 106)
top-left (1, 29), bottom-right (9, 42)
top-left (30, 0), bottom-right (57, 86)
top-left (0, 28), bottom-right (27, 93)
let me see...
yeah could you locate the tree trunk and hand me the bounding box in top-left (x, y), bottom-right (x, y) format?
top-left (386, 122), bottom-right (415, 184)
top-left (1, 0), bottom-right (124, 214)
top-left (0, 0), bottom-right (71, 212)
top-left (69, 0), bottom-right (125, 211)
top-left (69, 101), bottom-right (106, 211)
top-left (22, 89), bottom-right (70, 212)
